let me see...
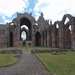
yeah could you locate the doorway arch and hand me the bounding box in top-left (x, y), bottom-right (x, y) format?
top-left (35, 32), bottom-right (41, 46)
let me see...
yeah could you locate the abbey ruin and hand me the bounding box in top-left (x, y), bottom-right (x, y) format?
top-left (0, 12), bottom-right (75, 50)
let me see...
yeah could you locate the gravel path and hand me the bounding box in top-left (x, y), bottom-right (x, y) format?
top-left (0, 52), bottom-right (50, 75)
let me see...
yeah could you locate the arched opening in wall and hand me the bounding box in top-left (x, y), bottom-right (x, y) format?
top-left (62, 14), bottom-right (73, 48)
top-left (69, 25), bottom-right (72, 33)
top-left (10, 31), bottom-right (13, 47)
top-left (35, 32), bottom-right (41, 46)
top-left (64, 17), bottom-right (70, 24)
top-left (21, 25), bottom-right (29, 30)
top-left (55, 24), bottom-right (59, 47)
top-left (21, 31), bottom-right (26, 41)
top-left (21, 25), bottom-right (29, 41)
top-left (56, 24), bottom-right (59, 29)
top-left (20, 18), bottom-right (32, 41)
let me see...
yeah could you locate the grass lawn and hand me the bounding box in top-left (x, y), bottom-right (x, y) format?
top-left (0, 46), bottom-right (55, 52)
top-left (0, 47), bottom-right (52, 67)
top-left (0, 54), bottom-right (18, 67)
top-left (35, 51), bottom-right (75, 75)
top-left (0, 46), bottom-right (75, 75)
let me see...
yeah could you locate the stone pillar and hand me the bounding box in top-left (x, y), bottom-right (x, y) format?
top-left (59, 25), bottom-right (64, 48)
top-left (17, 22), bottom-right (20, 41)
top-left (52, 25), bottom-right (56, 47)
top-left (71, 19), bottom-right (75, 50)
top-left (44, 30), bottom-right (46, 47)
top-left (47, 30), bottom-right (50, 47)
top-left (41, 33), bottom-right (43, 46)
top-left (32, 33), bottom-right (35, 46)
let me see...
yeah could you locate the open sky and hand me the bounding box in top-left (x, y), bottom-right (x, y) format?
top-left (0, 0), bottom-right (75, 24)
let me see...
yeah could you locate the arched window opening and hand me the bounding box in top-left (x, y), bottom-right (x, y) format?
top-left (56, 24), bottom-right (59, 29)
top-left (35, 23), bottom-right (38, 25)
top-left (64, 17), bottom-right (70, 24)
top-left (21, 31), bottom-right (26, 41)
top-left (69, 25), bottom-right (72, 32)
top-left (20, 17), bottom-right (32, 40)
top-left (21, 25), bottom-right (29, 30)
top-left (10, 23), bottom-right (14, 25)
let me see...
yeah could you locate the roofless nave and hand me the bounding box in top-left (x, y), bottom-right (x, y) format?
top-left (0, 12), bottom-right (75, 50)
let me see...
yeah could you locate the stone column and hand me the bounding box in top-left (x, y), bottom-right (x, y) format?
top-left (59, 25), bottom-right (64, 48)
top-left (52, 25), bottom-right (56, 47)
top-left (17, 22), bottom-right (20, 41)
top-left (71, 19), bottom-right (75, 50)
top-left (41, 33), bottom-right (43, 46)
top-left (32, 33), bottom-right (35, 46)
top-left (44, 30), bottom-right (46, 47)
top-left (47, 30), bottom-right (50, 47)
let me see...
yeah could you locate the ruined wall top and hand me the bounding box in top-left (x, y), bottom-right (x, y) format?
top-left (16, 12), bottom-right (35, 21)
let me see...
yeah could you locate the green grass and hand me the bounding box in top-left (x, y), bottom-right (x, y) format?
top-left (35, 51), bottom-right (75, 75)
top-left (0, 46), bottom-right (55, 67)
top-left (0, 54), bottom-right (18, 66)
top-left (0, 46), bottom-right (55, 52)
top-left (0, 47), bottom-right (75, 75)
top-left (0, 46), bottom-right (53, 66)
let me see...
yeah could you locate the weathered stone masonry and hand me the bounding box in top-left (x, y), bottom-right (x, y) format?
top-left (0, 12), bottom-right (75, 50)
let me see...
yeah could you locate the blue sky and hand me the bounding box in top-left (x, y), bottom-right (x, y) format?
top-left (0, 0), bottom-right (75, 24)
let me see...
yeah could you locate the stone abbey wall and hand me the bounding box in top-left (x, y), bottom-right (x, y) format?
top-left (0, 24), bottom-right (6, 46)
top-left (0, 12), bottom-right (75, 50)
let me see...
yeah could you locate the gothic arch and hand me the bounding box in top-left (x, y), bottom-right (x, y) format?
top-left (62, 14), bottom-right (73, 24)
top-left (54, 21), bottom-right (60, 25)
top-left (21, 27), bottom-right (29, 41)
top-left (61, 14), bottom-right (73, 48)
top-left (20, 17), bottom-right (32, 40)
top-left (21, 30), bottom-right (28, 41)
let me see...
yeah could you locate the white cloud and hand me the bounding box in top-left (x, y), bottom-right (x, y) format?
top-left (4, 19), bottom-right (11, 23)
top-left (0, 0), bottom-right (29, 17)
top-left (1, 15), bottom-right (11, 23)
top-left (2, 16), bottom-right (6, 20)
top-left (29, 9), bottom-right (32, 12)
top-left (34, 0), bottom-right (75, 23)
